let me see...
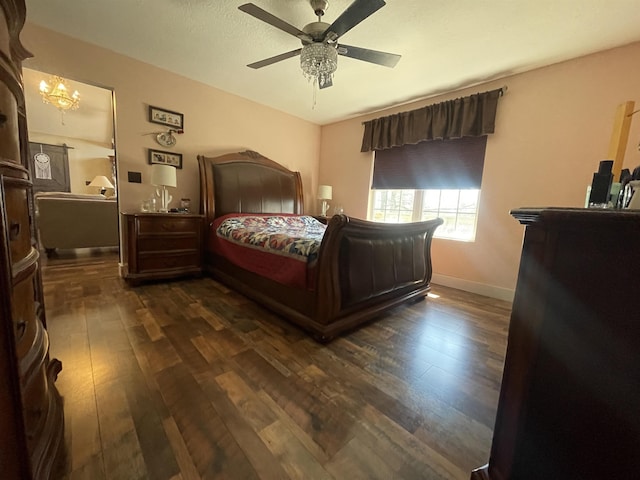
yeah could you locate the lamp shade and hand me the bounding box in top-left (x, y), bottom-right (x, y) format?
top-left (317, 184), bottom-right (332, 200)
top-left (89, 175), bottom-right (114, 189)
top-left (150, 164), bottom-right (177, 187)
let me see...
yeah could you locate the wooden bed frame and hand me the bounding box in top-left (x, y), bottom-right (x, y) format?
top-left (198, 150), bottom-right (443, 341)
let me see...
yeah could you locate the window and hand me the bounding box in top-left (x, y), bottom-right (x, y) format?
top-left (370, 189), bottom-right (480, 241)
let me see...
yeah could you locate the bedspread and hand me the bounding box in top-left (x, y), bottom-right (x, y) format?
top-left (216, 214), bottom-right (326, 263)
top-left (212, 214), bottom-right (326, 289)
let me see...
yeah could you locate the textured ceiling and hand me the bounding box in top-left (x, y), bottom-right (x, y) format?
top-left (24, 0), bottom-right (640, 125)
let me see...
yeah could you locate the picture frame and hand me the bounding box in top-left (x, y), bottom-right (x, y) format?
top-left (148, 149), bottom-right (183, 169)
top-left (148, 105), bottom-right (184, 129)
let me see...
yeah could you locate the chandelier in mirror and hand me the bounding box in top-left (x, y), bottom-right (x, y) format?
top-left (39, 75), bottom-right (80, 121)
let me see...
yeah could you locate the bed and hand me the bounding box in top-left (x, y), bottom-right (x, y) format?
top-left (198, 150), bottom-right (443, 341)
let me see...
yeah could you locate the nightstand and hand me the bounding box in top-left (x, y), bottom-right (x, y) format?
top-left (122, 212), bottom-right (204, 284)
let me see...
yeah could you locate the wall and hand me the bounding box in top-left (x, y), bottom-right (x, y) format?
top-left (21, 23), bottom-right (321, 220)
top-left (22, 23), bottom-right (640, 299)
top-left (319, 41), bottom-right (640, 300)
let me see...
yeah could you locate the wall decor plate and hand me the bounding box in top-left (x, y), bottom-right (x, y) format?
top-left (156, 131), bottom-right (176, 147)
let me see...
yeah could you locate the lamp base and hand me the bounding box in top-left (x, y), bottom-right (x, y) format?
top-left (156, 186), bottom-right (172, 213)
top-left (321, 200), bottom-right (329, 217)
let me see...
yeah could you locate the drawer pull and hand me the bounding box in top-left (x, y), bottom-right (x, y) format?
top-left (9, 221), bottom-right (20, 240)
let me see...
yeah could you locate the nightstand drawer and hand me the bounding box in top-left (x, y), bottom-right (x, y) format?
top-left (122, 212), bottom-right (204, 284)
top-left (137, 216), bottom-right (199, 234)
top-left (138, 235), bottom-right (198, 252)
top-left (137, 251), bottom-right (200, 272)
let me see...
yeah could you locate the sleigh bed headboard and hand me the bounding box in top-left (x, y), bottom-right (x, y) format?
top-left (198, 150), bottom-right (304, 227)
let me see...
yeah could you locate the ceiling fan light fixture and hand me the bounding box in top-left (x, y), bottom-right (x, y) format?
top-left (300, 43), bottom-right (337, 88)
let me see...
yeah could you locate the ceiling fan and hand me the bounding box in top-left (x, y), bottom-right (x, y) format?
top-left (238, 0), bottom-right (401, 89)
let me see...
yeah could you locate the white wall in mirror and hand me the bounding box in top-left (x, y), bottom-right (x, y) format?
top-left (23, 68), bottom-right (116, 195)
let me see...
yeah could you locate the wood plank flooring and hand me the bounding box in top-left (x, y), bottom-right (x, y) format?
top-left (42, 252), bottom-right (512, 480)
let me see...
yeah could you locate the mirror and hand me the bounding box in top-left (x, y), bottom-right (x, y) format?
top-left (23, 68), bottom-right (119, 261)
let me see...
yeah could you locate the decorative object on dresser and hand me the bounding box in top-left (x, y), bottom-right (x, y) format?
top-left (150, 164), bottom-right (177, 212)
top-left (0, 0), bottom-right (65, 478)
top-left (121, 212), bottom-right (204, 285)
top-left (471, 208), bottom-right (640, 480)
top-left (198, 150), bottom-right (442, 341)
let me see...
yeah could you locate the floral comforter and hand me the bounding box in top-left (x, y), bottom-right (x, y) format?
top-left (216, 215), bottom-right (326, 263)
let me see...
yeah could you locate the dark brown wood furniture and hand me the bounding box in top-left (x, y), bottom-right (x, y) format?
top-left (0, 0), bottom-right (65, 478)
top-left (121, 212), bottom-right (204, 284)
top-left (198, 150), bottom-right (443, 341)
top-left (471, 208), bottom-right (640, 480)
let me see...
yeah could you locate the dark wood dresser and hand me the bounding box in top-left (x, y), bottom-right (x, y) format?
top-left (472, 208), bottom-right (640, 480)
top-left (0, 0), bottom-right (65, 478)
top-left (122, 212), bottom-right (204, 284)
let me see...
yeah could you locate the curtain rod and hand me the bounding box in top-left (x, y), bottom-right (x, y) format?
top-left (361, 85), bottom-right (508, 125)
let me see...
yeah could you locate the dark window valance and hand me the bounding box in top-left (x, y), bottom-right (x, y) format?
top-left (372, 135), bottom-right (488, 190)
top-left (361, 88), bottom-right (502, 152)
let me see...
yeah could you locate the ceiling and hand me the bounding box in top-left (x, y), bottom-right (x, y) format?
top-left (24, 0), bottom-right (640, 125)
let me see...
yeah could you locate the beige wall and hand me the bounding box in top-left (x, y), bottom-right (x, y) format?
top-left (22, 23), bottom-right (321, 218)
top-left (22, 23), bottom-right (640, 299)
top-left (319, 41), bottom-right (640, 299)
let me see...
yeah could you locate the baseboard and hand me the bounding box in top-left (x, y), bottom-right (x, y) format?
top-left (431, 273), bottom-right (515, 302)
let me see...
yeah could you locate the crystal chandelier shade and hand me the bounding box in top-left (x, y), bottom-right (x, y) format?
top-left (300, 43), bottom-right (337, 88)
top-left (39, 75), bottom-right (80, 111)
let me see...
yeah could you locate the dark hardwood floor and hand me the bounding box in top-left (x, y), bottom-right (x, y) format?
top-left (41, 251), bottom-right (512, 480)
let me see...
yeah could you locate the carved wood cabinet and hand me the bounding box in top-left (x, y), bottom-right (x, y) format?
top-left (472, 208), bottom-right (640, 480)
top-left (0, 0), bottom-right (65, 478)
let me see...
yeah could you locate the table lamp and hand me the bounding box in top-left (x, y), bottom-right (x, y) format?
top-left (317, 184), bottom-right (332, 217)
top-left (150, 164), bottom-right (177, 212)
top-left (89, 175), bottom-right (114, 196)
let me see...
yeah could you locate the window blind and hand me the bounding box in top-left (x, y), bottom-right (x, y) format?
top-left (371, 135), bottom-right (488, 190)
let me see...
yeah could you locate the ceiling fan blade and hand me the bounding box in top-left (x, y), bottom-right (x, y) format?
top-left (247, 48), bottom-right (302, 69)
top-left (238, 3), bottom-right (312, 42)
top-left (322, 0), bottom-right (386, 41)
top-left (338, 44), bottom-right (401, 68)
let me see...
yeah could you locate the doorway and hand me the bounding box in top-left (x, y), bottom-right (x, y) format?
top-left (23, 68), bottom-right (119, 262)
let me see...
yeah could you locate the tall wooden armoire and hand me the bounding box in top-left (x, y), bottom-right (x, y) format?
top-left (0, 0), bottom-right (65, 478)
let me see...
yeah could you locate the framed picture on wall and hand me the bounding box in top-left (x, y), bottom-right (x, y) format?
top-left (148, 149), bottom-right (183, 169)
top-left (148, 105), bottom-right (184, 130)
